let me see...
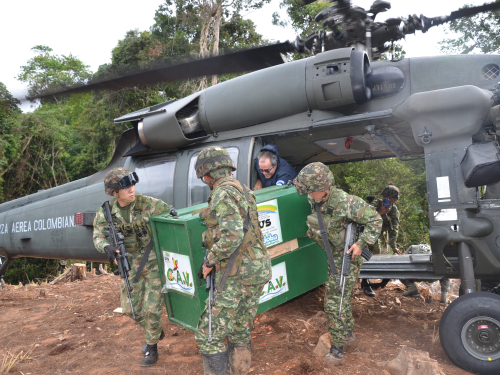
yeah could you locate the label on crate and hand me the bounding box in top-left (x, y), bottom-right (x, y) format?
top-left (162, 251), bottom-right (195, 295)
top-left (259, 261), bottom-right (288, 303)
top-left (257, 199), bottom-right (283, 248)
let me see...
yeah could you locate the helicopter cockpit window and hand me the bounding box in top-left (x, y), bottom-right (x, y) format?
top-left (188, 147), bottom-right (239, 206)
top-left (134, 157), bottom-right (176, 203)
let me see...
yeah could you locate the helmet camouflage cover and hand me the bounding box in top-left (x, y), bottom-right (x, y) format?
top-left (104, 167), bottom-right (133, 196)
top-left (293, 162), bottom-right (334, 195)
top-left (381, 185), bottom-right (400, 199)
top-left (195, 146), bottom-right (236, 179)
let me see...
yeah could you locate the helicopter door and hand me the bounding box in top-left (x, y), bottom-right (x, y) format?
top-left (187, 147), bottom-right (240, 206)
top-left (133, 156), bottom-right (177, 204)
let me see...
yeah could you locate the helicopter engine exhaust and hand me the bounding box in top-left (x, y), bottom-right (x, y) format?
top-left (178, 110), bottom-right (203, 135)
top-left (117, 47), bottom-right (402, 153)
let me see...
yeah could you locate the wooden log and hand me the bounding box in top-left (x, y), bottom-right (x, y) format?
top-left (71, 263), bottom-right (87, 282)
top-left (50, 269), bottom-right (71, 285)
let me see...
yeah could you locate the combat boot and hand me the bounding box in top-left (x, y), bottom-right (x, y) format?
top-left (361, 279), bottom-right (376, 297)
top-left (403, 282), bottom-right (419, 297)
top-left (324, 345), bottom-right (345, 365)
top-left (344, 330), bottom-right (358, 348)
top-left (228, 340), bottom-right (252, 375)
top-left (202, 351), bottom-right (230, 375)
top-left (140, 344), bottom-right (159, 367)
top-left (142, 329), bottom-right (165, 354)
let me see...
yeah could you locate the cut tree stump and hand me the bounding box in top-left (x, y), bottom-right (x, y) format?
top-left (71, 263), bottom-right (87, 282)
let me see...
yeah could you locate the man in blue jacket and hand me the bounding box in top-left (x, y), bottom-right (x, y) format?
top-left (253, 144), bottom-right (298, 190)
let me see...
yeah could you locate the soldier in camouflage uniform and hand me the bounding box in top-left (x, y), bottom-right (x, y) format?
top-left (362, 185), bottom-right (401, 297)
top-left (93, 167), bottom-right (173, 367)
top-left (294, 162), bottom-right (382, 365)
top-left (402, 244), bottom-right (451, 304)
top-left (194, 146), bottom-right (272, 375)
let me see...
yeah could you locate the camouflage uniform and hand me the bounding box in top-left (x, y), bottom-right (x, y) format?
top-left (93, 169), bottom-right (172, 346)
top-left (294, 162), bottom-right (382, 349)
top-left (368, 186), bottom-right (400, 255)
top-left (194, 147), bottom-right (272, 362)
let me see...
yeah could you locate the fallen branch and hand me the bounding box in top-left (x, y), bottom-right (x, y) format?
top-left (99, 264), bottom-right (109, 275)
top-left (49, 269), bottom-right (72, 285)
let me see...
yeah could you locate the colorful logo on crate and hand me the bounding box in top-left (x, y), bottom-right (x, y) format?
top-left (163, 252), bottom-right (194, 295)
top-left (259, 262), bottom-right (288, 303)
top-left (257, 204), bottom-right (278, 214)
top-left (257, 199), bottom-right (283, 248)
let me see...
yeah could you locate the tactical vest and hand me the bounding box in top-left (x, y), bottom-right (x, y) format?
top-left (110, 194), bottom-right (152, 255)
top-left (306, 188), bottom-right (347, 251)
top-left (198, 179), bottom-right (266, 276)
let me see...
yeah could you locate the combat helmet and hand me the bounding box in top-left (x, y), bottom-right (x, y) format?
top-left (195, 146), bottom-right (236, 179)
top-left (381, 185), bottom-right (400, 199)
top-left (294, 162), bottom-right (334, 195)
top-left (104, 167), bottom-right (139, 196)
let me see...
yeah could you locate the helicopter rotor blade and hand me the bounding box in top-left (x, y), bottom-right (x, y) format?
top-left (420, 1), bottom-right (500, 32)
top-left (37, 42), bottom-right (293, 99)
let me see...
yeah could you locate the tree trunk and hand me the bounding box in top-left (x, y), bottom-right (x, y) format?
top-left (71, 263), bottom-right (87, 282)
top-left (211, 4), bottom-right (223, 86)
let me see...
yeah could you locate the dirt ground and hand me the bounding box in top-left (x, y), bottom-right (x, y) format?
top-left (0, 274), bottom-right (473, 375)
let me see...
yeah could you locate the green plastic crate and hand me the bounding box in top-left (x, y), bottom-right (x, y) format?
top-left (149, 185), bottom-right (328, 332)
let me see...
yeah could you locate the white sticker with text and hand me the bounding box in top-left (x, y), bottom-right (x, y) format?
top-left (257, 199), bottom-right (283, 248)
top-left (163, 252), bottom-right (195, 295)
top-left (259, 262), bottom-right (288, 303)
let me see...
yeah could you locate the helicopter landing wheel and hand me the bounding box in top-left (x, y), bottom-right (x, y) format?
top-left (440, 292), bottom-right (500, 375)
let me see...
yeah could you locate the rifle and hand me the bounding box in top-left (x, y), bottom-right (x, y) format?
top-left (206, 256), bottom-right (216, 343)
top-left (314, 203), bottom-right (338, 278)
top-left (198, 245), bottom-right (216, 343)
top-left (338, 223), bottom-right (372, 318)
top-left (102, 201), bottom-right (136, 320)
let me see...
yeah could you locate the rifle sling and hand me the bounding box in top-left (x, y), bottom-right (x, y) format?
top-left (314, 202), bottom-right (338, 276)
top-left (216, 185), bottom-right (252, 296)
top-left (133, 240), bottom-right (154, 285)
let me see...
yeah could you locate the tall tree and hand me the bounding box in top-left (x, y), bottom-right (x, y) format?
top-left (17, 45), bottom-right (91, 102)
top-left (272, 0), bottom-right (330, 36)
top-left (0, 83), bottom-right (21, 203)
top-left (439, 2), bottom-right (500, 54)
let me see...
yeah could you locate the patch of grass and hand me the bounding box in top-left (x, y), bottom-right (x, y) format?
top-left (0, 346), bottom-right (35, 373)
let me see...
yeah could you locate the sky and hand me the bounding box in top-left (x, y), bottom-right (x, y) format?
top-left (0, 0), bottom-right (490, 111)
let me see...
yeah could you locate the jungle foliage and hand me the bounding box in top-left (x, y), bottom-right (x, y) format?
top-left (330, 158), bottom-right (429, 250)
top-left (439, 1), bottom-right (500, 55)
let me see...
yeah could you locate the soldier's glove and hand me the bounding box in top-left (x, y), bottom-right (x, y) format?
top-left (104, 245), bottom-right (117, 264)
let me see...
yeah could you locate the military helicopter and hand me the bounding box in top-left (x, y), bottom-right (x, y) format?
top-left (2, 0), bottom-right (500, 373)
